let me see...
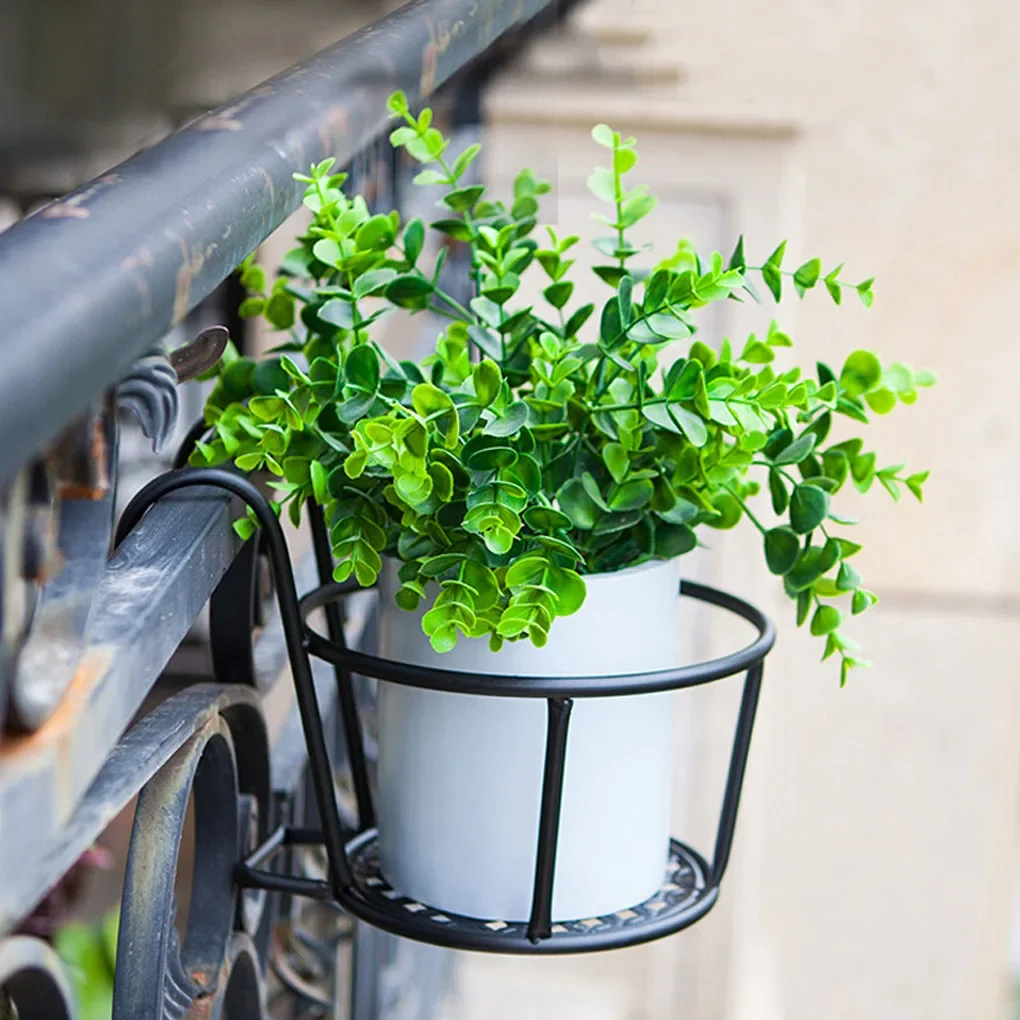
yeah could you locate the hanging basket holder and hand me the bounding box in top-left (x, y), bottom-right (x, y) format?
top-left (116, 466), bottom-right (775, 956)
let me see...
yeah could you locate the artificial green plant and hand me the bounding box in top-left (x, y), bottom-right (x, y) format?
top-left (193, 90), bottom-right (933, 683)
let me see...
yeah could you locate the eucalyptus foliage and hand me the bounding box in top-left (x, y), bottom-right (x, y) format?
top-left (194, 90), bottom-right (933, 683)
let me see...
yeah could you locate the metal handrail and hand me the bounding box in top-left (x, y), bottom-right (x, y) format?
top-left (0, 0), bottom-right (563, 482)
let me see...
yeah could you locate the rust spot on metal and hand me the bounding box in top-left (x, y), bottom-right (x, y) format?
top-left (42, 204), bottom-right (89, 220)
top-left (40, 173), bottom-right (121, 220)
top-left (173, 244), bottom-right (215, 325)
top-left (318, 105), bottom-right (351, 159)
top-left (0, 646), bottom-right (112, 765)
top-left (53, 411), bottom-right (110, 501)
top-left (195, 115), bottom-right (243, 132)
top-left (421, 39), bottom-right (439, 95)
top-left (436, 20), bottom-right (452, 52)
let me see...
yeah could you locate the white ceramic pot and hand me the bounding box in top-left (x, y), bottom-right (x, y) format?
top-left (375, 556), bottom-right (681, 922)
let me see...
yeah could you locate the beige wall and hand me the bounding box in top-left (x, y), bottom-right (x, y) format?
top-left (446, 1), bottom-right (1020, 1018)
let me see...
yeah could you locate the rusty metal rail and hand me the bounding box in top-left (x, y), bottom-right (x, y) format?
top-left (0, 0), bottom-right (563, 483)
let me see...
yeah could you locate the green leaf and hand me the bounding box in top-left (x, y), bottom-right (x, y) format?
top-left (356, 214), bottom-right (397, 251)
top-left (764, 527), bottom-right (799, 575)
top-left (818, 537), bottom-right (841, 573)
top-left (564, 303), bottom-right (595, 337)
top-left (702, 491), bottom-right (740, 530)
top-left (810, 604), bottom-right (841, 636)
top-left (412, 381), bottom-right (453, 416)
top-left (453, 143), bottom-right (482, 178)
top-left (599, 296), bottom-right (623, 347)
top-left (787, 547), bottom-right (825, 591)
top-left (312, 238), bottom-right (342, 266)
top-left (444, 185), bottom-right (485, 212)
top-left (769, 469), bottom-right (789, 514)
top-left (837, 561), bottom-right (862, 591)
top-left (472, 360), bottom-right (502, 407)
top-left (310, 460), bottom-right (328, 503)
top-left (240, 262), bottom-right (267, 292)
top-left (761, 263), bottom-right (782, 302)
top-left (905, 470), bottom-right (929, 502)
top-left (621, 193), bottom-right (656, 227)
top-left (857, 278), bottom-right (875, 307)
top-left (665, 403), bottom-right (709, 447)
top-left (839, 349), bottom-right (882, 397)
top-left (603, 442), bottom-right (629, 483)
top-left (544, 280), bottom-right (574, 309)
top-left (591, 123), bottom-right (615, 148)
top-left (354, 268), bottom-right (397, 299)
top-left (814, 260), bottom-right (840, 296)
top-left (740, 337), bottom-right (775, 364)
top-left (345, 345), bottom-right (380, 393)
top-left (656, 494), bottom-right (699, 524)
top-left (793, 257), bottom-right (821, 293)
top-left (318, 297), bottom-right (356, 329)
top-left (915, 369), bottom-right (937, 387)
top-left (587, 167), bottom-right (617, 203)
top-left (796, 590), bottom-right (811, 626)
top-left (614, 146), bottom-right (637, 174)
top-left (727, 235), bottom-right (746, 271)
top-left (646, 312), bottom-right (691, 340)
top-left (402, 218), bottom-right (425, 266)
top-left (233, 517), bottom-right (256, 540)
top-left (484, 401), bottom-right (529, 437)
top-left (656, 523), bottom-right (697, 558)
top-left (558, 478), bottom-right (599, 530)
top-left (386, 273), bottom-right (434, 310)
top-left (772, 433), bottom-right (817, 466)
top-left (789, 483), bottom-right (830, 533)
top-left (252, 358), bottom-right (290, 394)
top-left (524, 506), bottom-right (572, 532)
top-left (865, 387), bottom-right (897, 414)
top-left (765, 240), bottom-right (787, 268)
top-left (265, 292), bottom-right (295, 330)
top-left (593, 265), bottom-right (627, 287)
top-left (609, 478), bottom-right (653, 512)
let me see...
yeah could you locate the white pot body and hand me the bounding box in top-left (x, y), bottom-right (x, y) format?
top-left (376, 556), bottom-right (681, 922)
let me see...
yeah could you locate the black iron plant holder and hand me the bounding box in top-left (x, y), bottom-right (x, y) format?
top-left (116, 466), bottom-right (775, 955)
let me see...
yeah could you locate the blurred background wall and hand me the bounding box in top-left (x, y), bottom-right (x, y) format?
top-left (446, 1), bottom-right (1020, 1018)
top-left (2, 0), bottom-right (1017, 1017)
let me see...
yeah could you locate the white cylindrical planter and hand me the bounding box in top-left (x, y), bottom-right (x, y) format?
top-left (375, 556), bottom-right (681, 922)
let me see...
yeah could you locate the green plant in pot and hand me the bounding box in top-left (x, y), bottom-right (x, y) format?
top-left (194, 91), bottom-right (933, 923)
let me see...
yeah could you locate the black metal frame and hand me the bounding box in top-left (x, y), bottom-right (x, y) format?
top-left (116, 466), bottom-right (775, 956)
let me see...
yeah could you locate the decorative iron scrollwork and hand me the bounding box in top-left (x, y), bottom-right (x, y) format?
top-left (0, 935), bottom-right (77, 1019)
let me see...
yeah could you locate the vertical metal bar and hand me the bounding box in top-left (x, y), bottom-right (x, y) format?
top-left (208, 535), bottom-right (259, 686)
top-left (307, 500), bottom-right (376, 832)
top-left (115, 468), bottom-right (355, 895)
top-left (710, 662), bottom-right (764, 885)
top-left (526, 697), bottom-right (573, 943)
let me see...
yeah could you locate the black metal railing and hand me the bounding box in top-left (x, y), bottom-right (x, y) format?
top-left (0, 0), bottom-right (566, 483)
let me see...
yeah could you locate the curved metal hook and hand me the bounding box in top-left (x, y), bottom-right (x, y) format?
top-left (115, 467), bottom-right (354, 896)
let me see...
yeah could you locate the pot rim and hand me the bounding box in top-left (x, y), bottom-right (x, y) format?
top-left (381, 554), bottom-right (680, 583)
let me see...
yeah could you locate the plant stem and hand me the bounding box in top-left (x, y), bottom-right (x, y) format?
top-left (724, 484), bottom-right (766, 534)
